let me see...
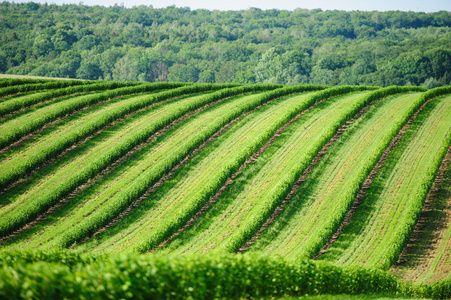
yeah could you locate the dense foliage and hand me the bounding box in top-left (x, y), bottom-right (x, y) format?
top-left (0, 2), bottom-right (450, 86)
top-left (0, 250), bottom-right (450, 299)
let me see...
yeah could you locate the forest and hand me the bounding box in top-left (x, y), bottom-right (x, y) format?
top-left (0, 2), bottom-right (450, 86)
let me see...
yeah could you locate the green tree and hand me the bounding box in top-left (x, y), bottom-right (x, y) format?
top-left (255, 47), bottom-right (284, 84)
top-left (33, 34), bottom-right (53, 56)
top-left (198, 69), bottom-right (215, 83)
top-left (99, 47), bottom-right (125, 80)
top-left (168, 63), bottom-right (200, 82)
top-left (112, 51), bottom-right (140, 81)
top-left (0, 54), bottom-right (6, 73)
top-left (421, 77), bottom-right (442, 89)
top-left (310, 65), bottom-right (334, 85)
top-left (76, 52), bottom-right (102, 80)
top-left (75, 35), bottom-right (99, 51)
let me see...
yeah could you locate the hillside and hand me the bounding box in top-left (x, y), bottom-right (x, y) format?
top-left (0, 2), bottom-right (450, 87)
top-left (0, 79), bottom-right (450, 298)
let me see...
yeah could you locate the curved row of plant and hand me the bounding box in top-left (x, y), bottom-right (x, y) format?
top-left (0, 80), bottom-right (144, 118)
top-left (392, 142), bottom-right (451, 284)
top-left (44, 88), bottom-right (331, 249)
top-left (158, 90), bottom-right (377, 255)
top-left (0, 83), bottom-right (240, 190)
top-left (59, 86), bottom-right (325, 247)
top-left (76, 90), bottom-right (323, 253)
top-left (0, 92), bottom-right (223, 235)
top-left (0, 251), bottom-right (449, 299)
top-left (248, 87), bottom-right (429, 260)
top-left (0, 88), bottom-right (298, 249)
top-left (0, 81), bottom-right (188, 149)
top-left (76, 85), bottom-right (373, 254)
top-left (0, 94), bottom-right (152, 190)
top-left (320, 90), bottom-right (451, 270)
top-left (0, 78), bottom-right (57, 88)
top-left (0, 84), bottom-right (283, 239)
top-left (0, 79), bottom-right (96, 99)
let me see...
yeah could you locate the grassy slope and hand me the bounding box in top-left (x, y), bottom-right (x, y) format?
top-left (248, 92), bottom-right (424, 259)
top-left (320, 94), bottom-right (451, 270)
top-left (77, 91), bottom-right (323, 254)
top-left (158, 91), bottom-right (372, 255)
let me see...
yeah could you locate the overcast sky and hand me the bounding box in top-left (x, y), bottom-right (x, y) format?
top-left (8, 0), bottom-right (451, 12)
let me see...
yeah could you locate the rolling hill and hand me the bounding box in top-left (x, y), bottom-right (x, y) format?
top-left (0, 78), bottom-right (450, 299)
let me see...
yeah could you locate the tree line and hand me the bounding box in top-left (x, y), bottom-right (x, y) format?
top-left (0, 2), bottom-right (450, 87)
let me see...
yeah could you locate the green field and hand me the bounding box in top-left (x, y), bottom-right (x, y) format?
top-left (0, 78), bottom-right (450, 299)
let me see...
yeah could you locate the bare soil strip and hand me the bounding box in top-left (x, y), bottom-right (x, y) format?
top-left (0, 94), bottom-right (191, 195)
top-left (150, 96), bottom-right (330, 253)
top-left (391, 144), bottom-right (451, 281)
top-left (236, 99), bottom-right (376, 253)
top-left (0, 93), bottom-right (245, 244)
top-left (0, 92), bottom-right (143, 156)
top-left (313, 97), bottom-right (435, 260)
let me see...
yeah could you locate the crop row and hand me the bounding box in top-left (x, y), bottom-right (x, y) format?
top-left (320, 91), bottom-right (451, 270)
top-left (1, 85), bottom-right (324, 250)
top-left (76, 90), bottom-right (325, 253)
top-left (0, 93), bottom-right (163, 191)
top-left (158, 90), bottom-right (378, 255)
top-left (0, 92), bottom-right (217, 237)
top-left (248, 87), bottom-right (429, 260)
top-left (75, 85), bottom-right (375, 254)
top-left (0, 84), bottom-right (282, 239)
top-left (0, 79), bottom-right (96, 99)
top-left (161, 87), bottom-right (429, 256)
top-left (0, 78), bottom-right (59, 88)
top-left (0, 81), bottom-right (190, 149)
top-left (393, 144), bottom-right (451, 284)
top-left (3, 90), bottom-right (297, 249)
top-left (0, 83), bottom-right (239, 190)
top-left (0, 80), bottom-right (144, 118)
top-left (54, 86), bottom-right (325, 249)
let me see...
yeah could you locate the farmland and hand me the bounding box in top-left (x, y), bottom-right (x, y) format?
top-left (0, 78), bottom-right (450, 299)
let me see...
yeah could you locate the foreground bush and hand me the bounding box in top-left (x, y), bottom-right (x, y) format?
top-left (0, 251), bottom-right (448, 299)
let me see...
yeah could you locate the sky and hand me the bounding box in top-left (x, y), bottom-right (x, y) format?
top-left (8, 0), bottom-right (451, 12)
